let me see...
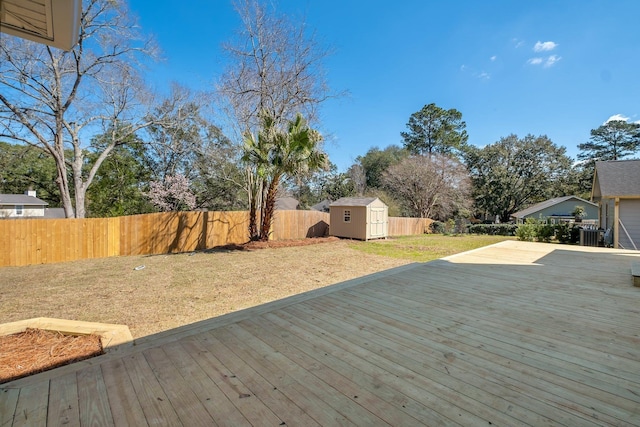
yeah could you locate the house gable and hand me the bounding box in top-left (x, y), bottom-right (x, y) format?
top-left (592, 159), bottom-right (640, 199)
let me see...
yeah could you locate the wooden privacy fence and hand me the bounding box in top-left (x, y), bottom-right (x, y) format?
top-left (388, 217), bottom-right (434, 236)
top-left (0, 210), bottom-right (430, 267)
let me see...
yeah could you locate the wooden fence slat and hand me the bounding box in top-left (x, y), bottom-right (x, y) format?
top-left (0, 212), bottom-right (430, 267)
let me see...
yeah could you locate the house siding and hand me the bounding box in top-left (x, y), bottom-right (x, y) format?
top-left (523, 199), bottom-right (598, 222)
top-left (0, 205), bottom-right (45, 218)
top-left (330, 206), bottom-right (367, 240)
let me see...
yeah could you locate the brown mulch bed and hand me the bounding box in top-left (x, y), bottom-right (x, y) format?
top-left (0, 329), bottom-right (103, 384)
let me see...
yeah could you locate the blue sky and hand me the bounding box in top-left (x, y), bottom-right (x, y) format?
top-left (129, 0), bottom-right (640, 172)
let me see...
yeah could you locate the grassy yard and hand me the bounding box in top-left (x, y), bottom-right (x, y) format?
top-left (350, 234), bottom-right (514, 262)
top-left (1, 234), bottom-right (512, 338)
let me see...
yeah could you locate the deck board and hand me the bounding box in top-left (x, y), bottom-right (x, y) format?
top-left (100, 358), bottom-right (149, 426)
top-left (47, 372), bottom-right (79, 427)
top-left (2, 241), bottom-right (640, 426)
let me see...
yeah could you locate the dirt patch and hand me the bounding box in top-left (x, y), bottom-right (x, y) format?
top-left (212, 236), bottom-right (340, 251)
top-left (0, 329), bottom-right (103, 384)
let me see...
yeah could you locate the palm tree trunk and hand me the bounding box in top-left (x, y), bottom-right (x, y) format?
top-left (259, 174), bottom-right (281, 241)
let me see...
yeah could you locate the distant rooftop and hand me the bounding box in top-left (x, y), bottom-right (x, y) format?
top-left (511, 195), bottom-right (596, 219)
top-left (0, 194), bottom-right (48, 206)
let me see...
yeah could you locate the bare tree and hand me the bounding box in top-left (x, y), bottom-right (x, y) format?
top-left (0, 0), bottom-right (165, 218)
top-left (218, 0), bottom-right (334, 134)
top-left (218, 0), bottom-right (337, 238)
top-left (382, 155), bottom-right (473, 220)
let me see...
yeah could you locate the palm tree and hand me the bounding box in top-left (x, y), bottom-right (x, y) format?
top-left (243, 113), bottom-right (327, 241)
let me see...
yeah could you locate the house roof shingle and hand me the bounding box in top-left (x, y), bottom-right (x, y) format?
top-left (0, 194), bottom-right (48, 206)
top-left (274, 197), bottom-right (299, 210)
top-left (511, 196), bottom-right (597, 219)
top-left (593, 159), bottom-right (640, 198)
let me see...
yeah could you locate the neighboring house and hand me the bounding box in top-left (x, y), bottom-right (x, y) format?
top-left (275, 197), bottom-right (300, 210)
top-left (0, 191), bottom-right (49, 218)
top-left (310, 199), bottom-right (331, 213)
top-left (511, 196), bottom-right (598, 224)
top-left (591, 159), bottom-right (640, 250)
top-left (329, 197), bottom-right (388, 240)
top-left (43, 208), bottom-right (67, 219)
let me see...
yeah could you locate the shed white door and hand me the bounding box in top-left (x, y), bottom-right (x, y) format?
top-left (618, 199), bottom-right (640, 250)
top-left (370, 207), bottom-right (385, 237)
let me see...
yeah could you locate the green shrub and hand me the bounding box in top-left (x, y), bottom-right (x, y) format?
top-left (536, 223), bottom-right (555, 243)
top-left (516, 219), bottom-right (558, 242)
top-left (430, 221), bottom-right (446, 234)
top-left (515, 219), bottom-right (537, 241)
top-left (467, 223), bottom-right (518, 236)
top-left (555, 222), bottom-right (582, 244)
top-left (555, 222), bottom-right (572, 243)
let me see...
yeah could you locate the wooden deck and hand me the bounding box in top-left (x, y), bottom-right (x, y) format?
top-left (2, 240), bottom-right (640, 426)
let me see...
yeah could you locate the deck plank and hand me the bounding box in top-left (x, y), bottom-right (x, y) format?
top-left (100, 358), bottom-right (149, 427)
top-left (282, 301), bottom-right (568, 427)
top-left (186, 334), bottom-right (321, 427)
top-left (350, 281), bottom-right (640, 394)
top-left (121, 352), bottom-right (182, 426)
top-left (212, 324), bottom-right (380, 426)
top-left (241, 314), bottom-right (469, 426)
top-left (161, 340), bottom-right (251, 427)
top-left (11, 381), bottom-right (49, 427)
top-left (304, 290), bottom-right (627, 426)
top-left (143, 346), bottom-right (217, 425)
top-left (0, 388), bottom-right (19, 426)
top-left (47, 372), bottom-right (79, 427)
top-left (237, 317), bottom-right (428, 427)
top-left (178, 337), bottom-right (284, 426)
top-left (76, 364), bottom-right (114, 426)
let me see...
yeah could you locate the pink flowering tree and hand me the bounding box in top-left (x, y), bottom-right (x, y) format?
top-left (146, 174), bottom-right (197, 212)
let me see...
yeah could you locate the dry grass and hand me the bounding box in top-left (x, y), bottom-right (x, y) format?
top-left (0, 239), bottom-right (411, 338)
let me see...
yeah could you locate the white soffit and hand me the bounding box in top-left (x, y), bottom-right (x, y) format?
top-left (0, 0), bottom-right (81, 51)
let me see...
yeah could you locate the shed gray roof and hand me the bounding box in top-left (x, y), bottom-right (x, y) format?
top-left (0, 194), bottom-right (48, 206)
top-left (511, 196), bottom-right (596, 219)
top-left (330, 197), bottom-right (380, 207)
top-left (593, 160), bottom-right (640, 198)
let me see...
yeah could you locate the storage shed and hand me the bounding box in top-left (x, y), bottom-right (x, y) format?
top-left (592, 159), bottom-right (640, 249)
top-left (329, 197), bottom-right (388, 240)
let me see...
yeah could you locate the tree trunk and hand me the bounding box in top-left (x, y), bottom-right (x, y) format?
top-left (259, 175), bottom-right (280, 242)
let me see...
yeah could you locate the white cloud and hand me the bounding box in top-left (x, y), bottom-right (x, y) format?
top-left (605, 114), bottom-right (630, 124)
top-left (477, 72), bottom-right (490, 80)
top-left (534, 41), bottom-right (558, 52)
top-left (544, 55), bottom-right (561, 67)
top-left (490, 55), bottom-right (497, 62)
top-left (460, 64), bottom-right (467, 71)
top-left (527, 55), bottom-right (561, 68)
top-left (512, 38), bottom-right (525, 48)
